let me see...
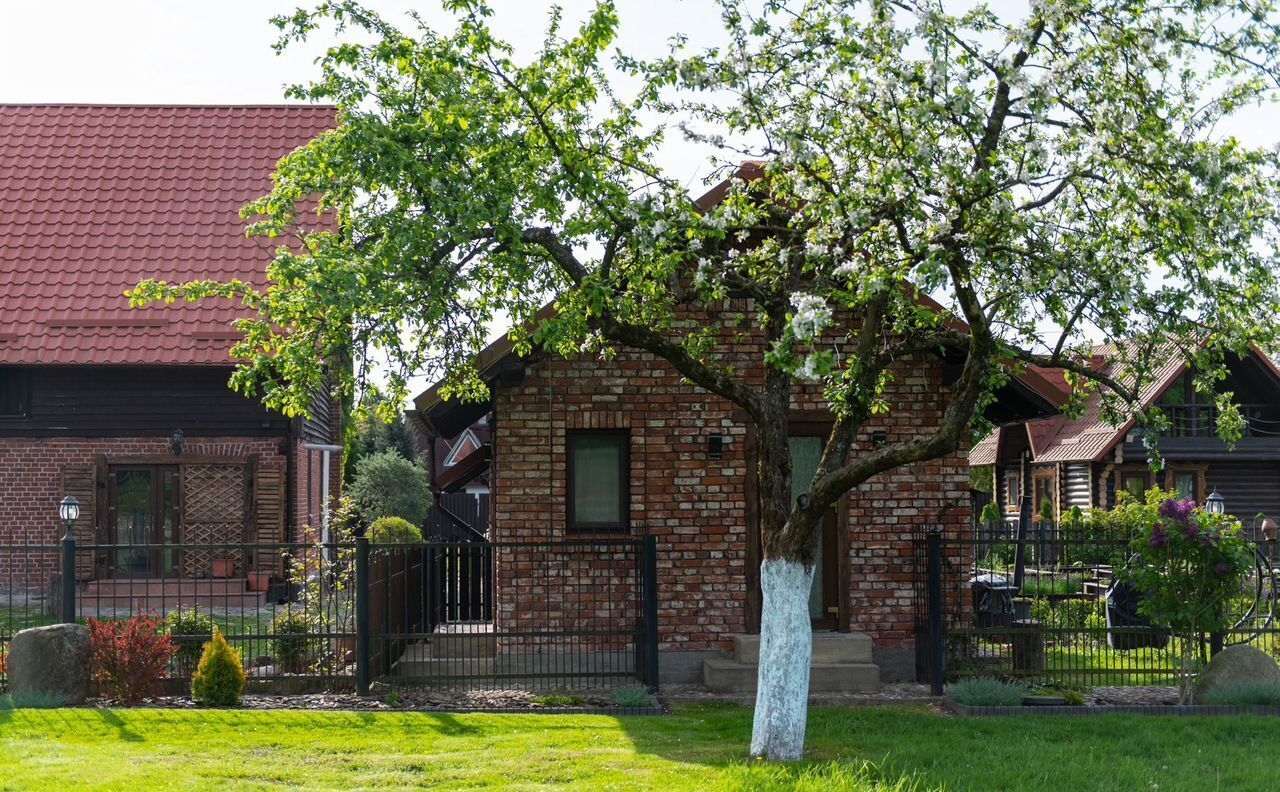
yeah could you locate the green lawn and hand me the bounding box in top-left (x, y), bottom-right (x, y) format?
top-left (3, 704), bottom-right (1279, 790)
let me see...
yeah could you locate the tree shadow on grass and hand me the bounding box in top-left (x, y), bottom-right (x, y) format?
top-left (89, 708), bottom-right (146, 742)
top-left (609, 703), bottom-right (947, 791)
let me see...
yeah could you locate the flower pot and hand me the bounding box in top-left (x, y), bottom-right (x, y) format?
top-left (211, 558), bottom-right (235, 579)
top-left (247, 572), bottom-right (271, 592)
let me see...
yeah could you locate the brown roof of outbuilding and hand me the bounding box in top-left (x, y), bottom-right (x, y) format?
top-left (0, 104), bottom-right (335, 365)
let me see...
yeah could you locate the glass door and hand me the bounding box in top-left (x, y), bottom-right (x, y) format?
top-left (789, 436), bottom-right (840, 629)
top-left (110, 466), bottom-right (180, 577)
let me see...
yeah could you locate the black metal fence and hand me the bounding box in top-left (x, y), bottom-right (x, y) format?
top-left (0, 535), bottom-right (659, 697)
top-left (914, 528), bottom-right (1280, 691)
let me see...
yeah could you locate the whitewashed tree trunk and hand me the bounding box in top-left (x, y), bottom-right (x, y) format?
top-left (750, 557), bottom-right (815, 760)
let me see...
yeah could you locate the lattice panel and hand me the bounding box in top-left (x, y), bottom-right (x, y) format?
top-left (181, 464), bottom-right (247, 577)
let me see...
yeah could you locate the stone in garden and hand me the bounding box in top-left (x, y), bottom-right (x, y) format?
top-left (1193, 645), bottom-right (1280, 703)
top-left (7, 623), bottom-right (91, 704)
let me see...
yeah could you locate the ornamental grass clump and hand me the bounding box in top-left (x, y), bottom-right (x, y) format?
top-left (1201, 681), bottom-right (1280, 707)
top-left (191, 626), bottom-right (246, 707)
top-left (947, 678), bottom-right (1028, 707)
top-left (1117, 490), bottom-right (1253, 703)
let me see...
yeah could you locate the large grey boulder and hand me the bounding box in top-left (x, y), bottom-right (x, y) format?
top-left (7, 623), bottom-right (91, 704)
top-left (1193, 644), bottom-right (1280, 704)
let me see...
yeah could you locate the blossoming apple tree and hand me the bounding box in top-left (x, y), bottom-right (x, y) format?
top-left (131, 0), bottom-right (1280, 758)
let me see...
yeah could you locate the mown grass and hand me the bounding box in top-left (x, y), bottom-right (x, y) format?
top-left (2, 704), bottom-right (1279, 790)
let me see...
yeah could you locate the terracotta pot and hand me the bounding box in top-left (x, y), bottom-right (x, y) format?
top-left (247, 572), bottom-right (271, 592)
top-left (211, 558), bottom-right (235, 578)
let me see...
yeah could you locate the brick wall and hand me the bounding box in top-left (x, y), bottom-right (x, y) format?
top-left (0, 436), bottom-right (288, 583)
top-left (490, 301), bottom-right (970, 660)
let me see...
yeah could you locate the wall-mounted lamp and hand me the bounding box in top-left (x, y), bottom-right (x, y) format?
top-left (170, 427), bottom-right (184, 457)
top-left (707, 434), bottom-right (724, 460)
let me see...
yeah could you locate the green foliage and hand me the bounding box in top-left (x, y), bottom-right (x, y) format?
top-left (368, 516), bottom-right (423, 545)
top-left (970, 466), bottom-right (994, 494)
top-left (345, 395), bottom-right (419, 482)
top-left (1061, 690), bottom-right (1086, 706)
top-left (532, 694), bottom-right (585, 707)
top-left (948, 678), bottom-right (1028, 707)
top-left (1019, 578), bottom-right (1082, 597)
top-left (269, 609), bottom-right (317, 673)
top-left (164, 609), bottom-right (216, 674)
top-left (1028, 597), bottom-right (1102, 631)
top-left (349, 450), bottom-right (431, 526)
top-left (979, 501), bottom-right (1002, 526)
top-left (612, 685), bottom-right (653, 708)
top-left (191, 626), bottom-right (246, 707)
top-left (1201, 680), bottom-right (1280, 707)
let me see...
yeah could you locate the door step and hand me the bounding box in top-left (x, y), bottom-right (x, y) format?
top-left (702, 633), bottom-right (881, 694)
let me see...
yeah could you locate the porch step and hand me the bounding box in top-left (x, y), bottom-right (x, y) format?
top-left (79, 593), bottom-right (269, 611)
top-left (702, 657), bottom-right (881, 694)
top-left (85, 578), bottom-right (254, 596)
top-left (732, 632), bottom-right (873, 665)
top-left (80, 579), bottom-right (268, 611)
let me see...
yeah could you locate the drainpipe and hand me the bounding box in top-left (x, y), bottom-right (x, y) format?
top-left (304, 443), bottom-right (343, 550)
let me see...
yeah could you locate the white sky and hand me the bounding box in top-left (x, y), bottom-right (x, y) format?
top-left (2, 1), bottom-right (1276, 402)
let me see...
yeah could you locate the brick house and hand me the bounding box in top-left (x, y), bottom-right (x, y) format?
top-left (412, 277), bottom-right (1058, 683)
top-left (0, 104), bottom-right (341, 584)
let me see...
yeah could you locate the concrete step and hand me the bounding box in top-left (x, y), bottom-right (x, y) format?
top-left (429, 633), bottom-right (497, 659)
top-left (394, 656), bottom-right (497, 677)
top-left (732, 632), bottom-right (873, 665)
top-left (702, 657), bottom-right (881, 694)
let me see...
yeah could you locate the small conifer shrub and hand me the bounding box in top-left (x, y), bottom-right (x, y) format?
top-left (191, 626), bottom-right (246, 707)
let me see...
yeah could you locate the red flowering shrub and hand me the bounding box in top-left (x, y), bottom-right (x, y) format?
top-left (87, 611), bottom-right (178, 704)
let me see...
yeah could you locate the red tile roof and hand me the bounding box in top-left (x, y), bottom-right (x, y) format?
top-left (0, 104), bottom-right (335, 365)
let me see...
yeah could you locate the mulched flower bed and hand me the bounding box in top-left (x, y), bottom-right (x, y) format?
top-left (83, 684), bottom-right (662, 714)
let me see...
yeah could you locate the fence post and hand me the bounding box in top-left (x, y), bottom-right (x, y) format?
top-left (926, 530), bottom-right (946, 696)
top-left (641, 535), bottom-right (660, 693)
top-left (355, 533), bottom-right (371, 696)
top-left (60, 531), bottom-right (77, 624)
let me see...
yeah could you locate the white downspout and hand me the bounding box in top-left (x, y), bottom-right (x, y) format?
top-left (304, 443), bottom-right (343, 552)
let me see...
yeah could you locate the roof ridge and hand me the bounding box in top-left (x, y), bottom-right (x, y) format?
top-left (0, 102), bottom-right (336, 109)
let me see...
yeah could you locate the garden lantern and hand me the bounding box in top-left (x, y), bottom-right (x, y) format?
top-left (1205, 488), bottom-right (1225, 515)
top-left (58, 495), bottom-right (80, 538)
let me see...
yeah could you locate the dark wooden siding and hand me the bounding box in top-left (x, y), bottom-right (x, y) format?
top-left (0, 365), bottom-right (289, 437)
top-left (1206, 460), bottom-right (1280, 524)
top-left (301, 384), bottom-right (339, 444)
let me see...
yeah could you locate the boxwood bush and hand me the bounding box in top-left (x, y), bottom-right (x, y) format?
top-left (164, 609), bottom-right (216, 675)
